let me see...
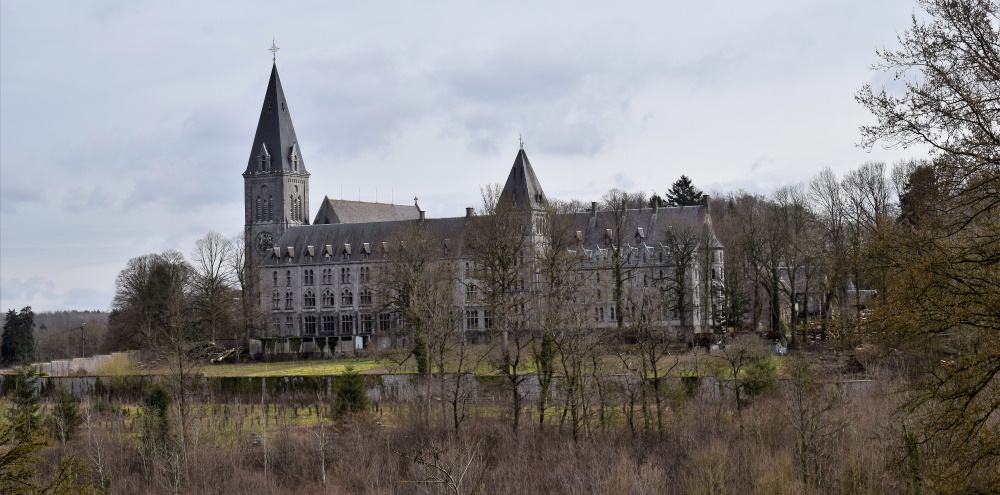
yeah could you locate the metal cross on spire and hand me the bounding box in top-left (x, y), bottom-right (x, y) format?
top-left (268, 39), bottom-right (280, 62)
top-left (519, 134), bottom-right (524, 150)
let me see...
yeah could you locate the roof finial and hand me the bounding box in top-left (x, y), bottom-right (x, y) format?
top-left (519, 134), bottom-right (524, 150)
top-left (269, 39), bottom-right (280, 63)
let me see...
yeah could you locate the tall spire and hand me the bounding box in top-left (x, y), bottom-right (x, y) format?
top-left (245, 63), bottom-right (307, 175)
top-left (499, 146), bottom-right (546, 209)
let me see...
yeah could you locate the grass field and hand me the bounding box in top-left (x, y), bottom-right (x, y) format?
top-left (198, 359), bottom-right (385, 377)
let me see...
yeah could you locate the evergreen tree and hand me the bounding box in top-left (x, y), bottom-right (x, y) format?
top-left (1, 307), bottom-right (36, 366)
top-left (332, 367), bottom-right (368, 418)
top-left (49, 386), bottom-right (82, 444)
top-left (664, 175), bottom-right (704, 206)
top-left (648, 193), bottom-right (665, 208)
top-left (5, 367), bottom-right (41, 442)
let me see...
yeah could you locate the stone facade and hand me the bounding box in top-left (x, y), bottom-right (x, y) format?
top-left (243, 64), bottom-right (725, 347)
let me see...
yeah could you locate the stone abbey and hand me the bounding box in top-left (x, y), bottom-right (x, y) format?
top-left (244, 62), bottom-right (725, 352)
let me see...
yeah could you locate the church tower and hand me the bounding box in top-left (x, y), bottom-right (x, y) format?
top-left (498, 142), bottom-right (549, 252)
top-left (244, 62), bottom-right (310, 257)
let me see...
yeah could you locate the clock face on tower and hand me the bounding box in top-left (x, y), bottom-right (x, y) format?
top-left (256, 231), bottom-right (274, 253)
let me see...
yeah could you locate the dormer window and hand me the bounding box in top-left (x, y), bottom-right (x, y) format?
top-left (258, 143), bottom-right (271, 172)
top-left (289, 143), bottom-right (300, 171)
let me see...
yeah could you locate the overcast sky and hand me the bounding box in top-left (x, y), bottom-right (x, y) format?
top-left (1, 0), bottom-right (929, 312)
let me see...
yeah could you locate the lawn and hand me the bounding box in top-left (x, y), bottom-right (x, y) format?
top-left (199, 359), bottom-right (385, 377)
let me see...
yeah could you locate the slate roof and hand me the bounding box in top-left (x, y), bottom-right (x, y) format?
top-left (565, 205), bottom-right (710, 248)
top-left (313, 197), bottom-right (421, 225)
top-left (499, 149), bottom-right (546, 209)
top-left (264, 216), bottom-right (472, 265)
top-left (244, 63), bottom-right (307, 175)
top-left (265, 202), bottom-right (722, 266)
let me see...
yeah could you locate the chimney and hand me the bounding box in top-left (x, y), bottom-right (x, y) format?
top-left (702, 194), bottom-right (710, 211)
top-left (419, 210), bottom-right (426, 221)
top-left (591, 201), bottom-right (598, 217)
top-left (466, 207), bottom-right (474, 219)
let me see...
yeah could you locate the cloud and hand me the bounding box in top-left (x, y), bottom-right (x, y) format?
top-left (0, 276), bottom-right (113, 312)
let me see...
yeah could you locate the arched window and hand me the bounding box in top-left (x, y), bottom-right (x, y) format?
top-left (286, 270), bottom-right (291, 286)
top-left (304, 315), bottom-right (317, 335)
top-left (272, 292), bottom-right (280, 309)
top-left (322, 289), bottom-right (333, 307)
top-left (303, 290), bottom-right (315, 308)
top-left (341, 288), bottom-right (353, 306)
top-left (285, 291), bottom-right (293, 309)
top-left (359, 289), bottom-right (372, 306)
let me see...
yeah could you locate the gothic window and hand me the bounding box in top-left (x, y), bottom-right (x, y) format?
top-left (303, 290), bottom-right (315, 308)
top-left (358, 267), bottom-right (369, 283)
top-left (466, 284), bottom-right (477, 301)
top-left (272, 292), bottom-right (280, 309)
top-left (341, 288), bottom-right (353, 306)
top-left (285, 291), bottom-right (293, 309)
top-left (304, 269), bottom-right (314, 285)
top-left (379, 313), bottom-right (394, 332)
top-left (341, 267), bottom-right (351, 284)
top-left (360, 314), bottom-right (373, 332)
top-left (340, 314), bottom-right (354, 335)
top-left (268, 196), bottom-right (274, 221)
top-left (359, 289), bottom-right (372, 306)
top-left (466, 310), bottom-right (479, 329)
top-left (286, 270), bottom-right (291, 286)
top-left (272, 271), bottom-right (278, 286)
top-left (483, 311), bottom-right (493, 329)
top-left (256, 197), bottom-right (263, 221)
top-left (285, 315), bottom-right (294, 334)
top-left (304, 315), bottom-right (317, 335)
top-left (322, 269), bottom-right (332, 284)
top-left (322, 289), bottom-right (333, 307)
top-left (610, 306), bottom-right (616, 321)
top-left (322, 315), bottom-right (336, 333)
top-left (594, 308), bottom-right (600, 321)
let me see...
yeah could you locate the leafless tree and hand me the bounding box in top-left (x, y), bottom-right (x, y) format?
top-left (190, 231), bottom-right (239, 343)
top-left (467, 184), bottom-right (533, 431)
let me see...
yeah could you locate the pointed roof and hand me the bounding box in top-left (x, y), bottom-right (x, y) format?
top-left (245, 63), bottom-right (307, 175)
top-left (499, 148), bottom-right (546, 209)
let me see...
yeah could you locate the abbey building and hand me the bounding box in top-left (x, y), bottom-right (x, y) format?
top-left (244, 63), bottom-right (724, 351)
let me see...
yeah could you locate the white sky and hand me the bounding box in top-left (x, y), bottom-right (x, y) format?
top-left (0, 0), bottom-right (928, 311)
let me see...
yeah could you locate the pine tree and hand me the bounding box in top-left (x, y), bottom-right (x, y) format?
top-left (1, 307), bottom-right (36, 366)
top-left (49, 386), bottom-right (82, 444)
top-left (6, 367), bottom-right (41, 442)
top-left (665, 175), bottom-right (704, 206)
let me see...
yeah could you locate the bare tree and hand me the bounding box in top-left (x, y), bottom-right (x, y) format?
top-left (657, 220), bottom-right (703, 344)
top-left (531, 202), bottom-right (588, 430)
top-left (598, 188), bottom-right (645, 329)
top-left (190, 231), bottom-right (239, 343)
top-left (467, 184), bottom-right (532, 431)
